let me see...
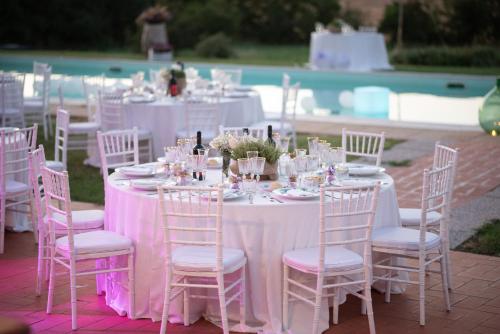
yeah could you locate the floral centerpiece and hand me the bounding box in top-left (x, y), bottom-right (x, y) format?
top-left (210, 133), bottom-right (281, 180)
top-left (159, 62), bottom-right (186, 94)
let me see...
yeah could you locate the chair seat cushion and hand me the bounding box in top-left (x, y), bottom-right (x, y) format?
top-left (172, 246), bottom-right (245, 272)
top-left (23, 99), bottom-right (43, 109)
top-left (69, 122), bottom-right (100, 133)
top-left (372, 227), bottom-right (441, 251)
top-left (56, 230), bottom-right (131, 255)
top-left (3, 108), bottom-right (23, 115)
top-left (137, 128), bottom-right (152, 140)
top-left (283, 246), bottom-right (364, 273)
top-left (45, 210), bottom-right (104, 231)
top-left (252, 120), bottom-right (294, 133)
top-left (6, 180), bottom-right (29, 194)
top-left (176, 130), bottom-right (217, 141)
top-left (46, 160), bottom-right (64, 172)
top-left (399, 208), bottom-right (442, 226)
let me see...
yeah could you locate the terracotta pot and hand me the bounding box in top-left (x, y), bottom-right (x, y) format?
top-left (229, 160), bottom-right (279, 181)
top-left (177, 78), bottom-right (187, 94)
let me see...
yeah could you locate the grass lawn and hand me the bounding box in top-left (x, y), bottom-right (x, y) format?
top-left (456, 219), bottom-right (500, 256)
top-left (37, 130), bottom-right (403, 205)
top-left (1, 46), bottom-right (498, 75)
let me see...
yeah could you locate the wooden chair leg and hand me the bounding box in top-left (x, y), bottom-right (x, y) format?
top-left (160, 270), bottom-right (173, 334)
top-left (46, 246), bottom-right (56, 314)
top-left (70, 260), bottom-right (78, 330)
top-left (239, 265), bottom-right (246, 328)
top-left (440, 249), bottom-right (451, 311)
top-left (311, 273), bottom-right (324, 334)
top-left (282, 264), bottom-right (289, 330)
top-left (0, 197), bottom-right (5, 254)
top-left (418, 260), bottom-right (426, 326)
top-left (183, 277), bottom-right (190, 326)
top-left (128, 251), bottom-right (135, 319)
top-left (217, 272), bottom-right (229, 334)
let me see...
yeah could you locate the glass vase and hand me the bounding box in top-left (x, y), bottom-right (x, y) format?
top-left (479, 78), bottom-right (500, 136)
top-left (222, 151), bottom-right (231, 179)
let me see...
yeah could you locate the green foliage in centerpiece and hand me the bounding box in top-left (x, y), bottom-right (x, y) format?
top-left (230, 140), bottom-right (281, 164)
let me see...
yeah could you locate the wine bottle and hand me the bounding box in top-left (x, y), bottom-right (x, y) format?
top-left (243, 128), bottom-right (249, 135)
top-left (266, 125), bottom-right (276, 147)
top-left (192, 131), bottom-right (204, 180)
top-left (168, 70), bottom-right (178, 97)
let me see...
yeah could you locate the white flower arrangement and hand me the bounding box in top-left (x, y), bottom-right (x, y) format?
top-left (210, 132), bottom-right (259, 152)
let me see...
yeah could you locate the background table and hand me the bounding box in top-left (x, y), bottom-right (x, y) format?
top-left (101, 167), bottom-right (403, 334)
top-left (309, 31), bottom-right (392, 71)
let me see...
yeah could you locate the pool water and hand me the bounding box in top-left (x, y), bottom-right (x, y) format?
top-left (0, 55), bottom-right (495, 126)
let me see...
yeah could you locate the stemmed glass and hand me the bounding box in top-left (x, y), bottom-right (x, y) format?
top-left (237, 158), bottom-right (251, 178)
top-left (242, 178), bottom-right (257, 204)
top-left (251, 157), bottom-right (266, 192)
top-left (295, 148), bottom-right (307, 158)
top-left (285, 159), bottom-right (298, 188)
top-left (307, 137), bottom-right (319, 156)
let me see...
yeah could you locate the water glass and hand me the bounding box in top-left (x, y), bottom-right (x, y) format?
top-left (246, 151), bottom-right (259, 159)
top-left (307, 137), bottom-right (319, 156)
top-left (285, 160), bottom-right (298, 188)
top-left (306, 155), bottom-right (320, 173)
top-left (331, 147), bottom-right (346, 165)
top-left (335, 163), bottom-right (349, 183)
top-left (242, 178), bottom-right (257, 204)
top-left (295, 148), bottom-right (307, 157)
top-left (278, 136), bottom-right (290, 153)
top-left (164, 146), bottom-right (178, 163)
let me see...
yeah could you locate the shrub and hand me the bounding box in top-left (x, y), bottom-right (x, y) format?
top-left (390, 46), bottom-right (500, 67)
top-left (195, 32), bottom-right (234, 58)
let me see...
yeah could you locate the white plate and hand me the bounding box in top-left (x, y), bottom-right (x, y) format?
top-left (130, 178), bottom-right (171, 191)
top-left (200, 189), bottom-right (246, 201)
top-left (234, 86), bottom-right (253, 92)
top-left (225, 92), bottom-right (248, 98)
top-left (116, 165), bottom-right (155, 177)
top-left (337, 179), bottom-right (377, 187)
top-left (346, 163), bottom-right (385, 176)
top-left (272, 188), bottom-right (319, 200)
top-left (128, 94), bottom-right (155, 103)
top-left (206, 157), bottom-right (223, 169)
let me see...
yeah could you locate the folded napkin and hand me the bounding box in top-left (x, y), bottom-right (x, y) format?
top-left (338, 179), bottom-right (375, 187)
top-left (119, 165), bottom-right (154, 176)
top-left (286, 188), bottom-right (316, 197)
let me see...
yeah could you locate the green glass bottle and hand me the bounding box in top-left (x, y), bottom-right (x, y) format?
top-left (479, 78), bottom-right (500, 136)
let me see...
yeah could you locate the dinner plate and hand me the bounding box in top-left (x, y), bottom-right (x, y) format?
top-left (336, 179), bottom-right (377, 187)
top-left (225, 92), bottom-right (248, 98)
top-left (130, 178), bottom-right (173, 191)
top-left (200, 189), bottom-right (246, 201)
top-left (116, 165), bottom-right (155, 177)
top-left (128, 94), bottom-right (155, 103)
top-left (234, 86), bottom-right (253, 92)
top-left (346, 163), bottom-right (385, 176)
top-left (272, 188), bottom-right (319, 200)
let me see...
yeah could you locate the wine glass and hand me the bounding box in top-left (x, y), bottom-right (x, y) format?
top-left (278, 136), bottom-right (290, 154)
top-left (307, 137), bottom-right (319, 156)
top-left (251, 157), bottom-right (266, 183)
top-left (306, 155), bottom-right (320, 173)
top-left (335, 163), bottom-right (349, 184)
top-left (295, 148), bottom-right (307, 157)
top-left (242, 178), bottom-right (257, 204)
top-left (285, 159), bottom-right (298, 188)
top-left (237, 158), bottom-right (251, 178)
top-left (246, 151), bottom-right (259, 159)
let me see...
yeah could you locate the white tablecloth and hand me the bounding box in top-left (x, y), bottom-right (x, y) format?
top-left (101, 168), bottom-right (403, 334)
top-left (86, 94), bottom-right (264, 166)
top-left (309, 31), bottom-right (392, 71)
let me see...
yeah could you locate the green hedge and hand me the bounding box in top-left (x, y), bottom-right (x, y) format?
top-left (390, 46), bottom-right (500, 67)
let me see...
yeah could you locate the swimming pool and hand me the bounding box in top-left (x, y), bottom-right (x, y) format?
top-left (0, 55), bottom-right (495, 127)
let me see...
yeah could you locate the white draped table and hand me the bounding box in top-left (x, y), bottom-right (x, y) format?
top-left (102, 167), bottom-right (404, 334)
top-left (309, 31), bottom-right (392, 71)
top-left (86, 93), bottom-right (264, 166)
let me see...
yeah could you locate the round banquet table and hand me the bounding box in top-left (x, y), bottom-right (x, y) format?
top-left (86, 93), bottom-right (264, 167)
top-left (101, 167), bottom-right (404, 334)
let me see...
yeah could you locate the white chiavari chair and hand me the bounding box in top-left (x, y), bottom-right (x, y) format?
top-left (252, 74), bottom-right (300, 148)
top-left (341, 128), bottom-right (386, 166)
top-left (400, 142), bottom-right (458, 289)
top-left (43, 109), bottom-right (69, 172)
top-left (42, 167), bottom-right (134, 330)
top-left (177, 103), bottom-right (222, 142)
top-left (98, 90), bottom-right (153, 162)
top-left (24, 64), bottom-right (52, 140)
top-left (0, 125), bottom-right (38, 253)
top-left (97, 128), bottom-right (139, 183)
top-left (211, 68), bottom-right (243, 86)
top-left (373, 164), bottom-right (453, 326)
top-left (58, 85), bottom-right (101, 151)
top-left (282, 183), bottom-right (380, 334)
top-left (1, 72), bottom-right (25, 128)
top-left (218, 125), bottom-right (264, 139)
top-left (158, 184), bottom-right (247, 334)
top-left (30, 145), bottom-right (104, 296)
top-left (82, 75), bottom-right (105, 121)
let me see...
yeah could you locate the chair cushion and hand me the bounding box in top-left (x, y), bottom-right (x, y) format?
top-left (69, 122), bottom-right (100, 133)
top-left (283, 246), bottom-right (364, 273)
top-left (56, 230), bottom-right (131, 255)
top-left (399, 208), bottom-right (442, 226)
top-left (23, 99), bottom-right (43, 108)
top-left (6, 180), bottom-right (29, 194)
top-left (172, 246), bottom-right (245, 272)
top-left (372, 227), bottom-right (441, 251)
top-left (252, 120), bottom-right (294, 133)
top-left (137, 128), bottom-right (152, 140)
top-left (3, 108), bottom-right (23, 115)
top-left (45, 210), bottom-right (104, 231)
top-left (46, 160), bottom-right (64, 172)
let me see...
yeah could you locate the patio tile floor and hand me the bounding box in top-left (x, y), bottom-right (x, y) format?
top-left (1, 232), bottom-right (500, 333)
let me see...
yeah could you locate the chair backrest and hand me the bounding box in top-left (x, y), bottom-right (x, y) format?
top-left (279, 74), bottom-right (300, 132)
top-left (82, 75), bottom-right (105, 121)
top-left (54, 109), bottom-right (69, 169)
top-left (98, 90), bottom-right (124, 131)
top-left (185, 103), bottom-right (221, 138)
top-left (418, 164), bottom-right (454, 246)
top-left (57, 84), bottom-right (64, 109)
top-left (433, 142), bottom-right (459, 202)
top-left (158, 185), bottom-right (224, 271)
top-left (218, 125), bottom-right (264, 140)
top-left (341, 128), bottom-right (385, 166)
top-left (319, 183), bottom-right (381, 272)
top-left (210, 68), bottom-right (243, 86)
top-left (32, 62), bottom-right (50, 96)
top-left (0, 125), bottom-right (38, 192)
top-left (97, 128), bottom-right (139, 181)
top-left (1, 72), bottom-right (25, 125)
top-left (40, 166), bottom-right (75, 251)
top-left (29, 145), bottom-right (48, 231)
